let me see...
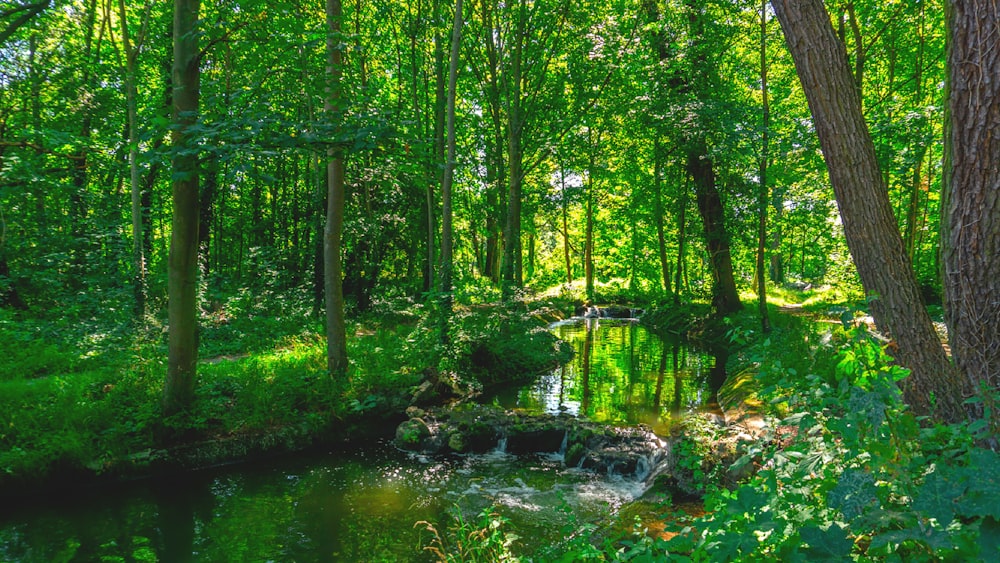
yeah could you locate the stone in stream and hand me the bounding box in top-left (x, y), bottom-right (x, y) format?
top-left (393, 404), bottom-right (671, 482)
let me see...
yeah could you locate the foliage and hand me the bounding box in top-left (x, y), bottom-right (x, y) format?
top-left (0, 293), bottom-right (427, 489)
top-left (417, 506), bottom-right (521, 563)
top-left (596, 323), bottom-right (1000, 561)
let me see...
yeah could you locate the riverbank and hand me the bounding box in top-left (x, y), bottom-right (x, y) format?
top-left (0, 294), bottom-right (575, 501)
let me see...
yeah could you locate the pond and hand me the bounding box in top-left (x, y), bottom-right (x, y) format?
top-left (0, 317), bottom-right (725, 561)
top-left (490, 317), bottom-right (725, 434)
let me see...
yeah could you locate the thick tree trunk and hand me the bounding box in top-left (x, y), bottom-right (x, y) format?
top-left (687, 142), bottom-right (742, 316)
top-left (164, 0), bottom-right (201, 416)
top-left (324, 0), bottom-right (348, 378)
top-left (772, 0), bottom-right (970, 422)
top-left (943, 0), bottom-right (1000, 404)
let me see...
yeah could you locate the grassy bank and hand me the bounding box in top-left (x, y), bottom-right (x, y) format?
top-left (0, 291), bottom-right (572, 496)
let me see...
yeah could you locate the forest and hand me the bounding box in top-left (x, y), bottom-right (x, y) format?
top-left (1, 0), bottom-right (999, 560)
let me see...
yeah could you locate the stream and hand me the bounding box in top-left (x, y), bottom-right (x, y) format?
top-left (0, 317), bottom-right (724, 561)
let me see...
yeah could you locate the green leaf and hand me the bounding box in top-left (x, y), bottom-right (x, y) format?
top-left (799, 523), bottom-right (853, 561)
top-left (828, 469), bottom-right (879, 521)
top-left (914, 469), bottom-right (965, 525)
top-left (978, 517), bottom-right (1000, 560)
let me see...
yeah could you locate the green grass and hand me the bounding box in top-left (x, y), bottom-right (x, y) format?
top-left (0, 305), bottom-right (430, 490)
top-left (0, 290), bottom-right (575, 491)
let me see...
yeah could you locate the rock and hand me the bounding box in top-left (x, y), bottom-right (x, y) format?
top-left (395, 418), bottom-right (432, 450)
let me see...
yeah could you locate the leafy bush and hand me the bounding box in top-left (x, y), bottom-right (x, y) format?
top-left (642, 331), bottom-right (1000, 561)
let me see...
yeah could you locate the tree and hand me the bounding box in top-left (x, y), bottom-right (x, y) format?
top-left (771, 0), bottom-right (971, 422)
top-left (943, 0), bottom-right (1000, 405)
top-left (439, 0), bottom-right (463, 339)
top-left (114, 0), bottom-right (153, 322)
top-left (164, 0), bottom-right (201, 416)
top-left (755, 0), bottom-right (771, 333)
top-left (324, 0), bottom-right (348, 379)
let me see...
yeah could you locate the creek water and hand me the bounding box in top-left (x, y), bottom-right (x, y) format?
top-left (0, 317), bottom-right (722, 561)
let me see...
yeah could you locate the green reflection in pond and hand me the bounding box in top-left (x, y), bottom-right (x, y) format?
top-left (491, 318), bottom-right (721, 434)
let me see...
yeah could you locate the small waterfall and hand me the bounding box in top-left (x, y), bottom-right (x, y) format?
top-left (558, 430), bottom-right (569, 457)
top-left (495, 434), bottom-right (508, 454)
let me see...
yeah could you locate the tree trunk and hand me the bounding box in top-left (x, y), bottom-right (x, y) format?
top-left (560, 161), bottom-right (572, 285)
top-left (653, 141), bottom-right (671, 293)
top-left (772, 0), bottom-right (969, 422)
top-left (325, 0), bottom-right (348, 378)
top-left (674, 172), bottom-right (687, 305)
top-left (501, 0), bottom-right (525, 297)
top-left (943, 0), bottom-right (1000, 407)
top-left (687, 142), bottom-right (742, 316)
top-left (164, 0), bottom-right (201, 416)
top-left (116, 0), bottom-right (152, 322)
top-left (439, 0), bottom-right (463, 342)
top-left (585, 139), bottom-right (597, 303)
top-left (756, 0), bottom-right (771, 333)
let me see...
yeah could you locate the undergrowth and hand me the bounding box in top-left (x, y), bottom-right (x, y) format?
top-left (552, 302), bottom-right (1000, 561)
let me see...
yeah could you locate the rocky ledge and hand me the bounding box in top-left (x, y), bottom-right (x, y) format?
top-left (395, 404), bottom-right (670, 481)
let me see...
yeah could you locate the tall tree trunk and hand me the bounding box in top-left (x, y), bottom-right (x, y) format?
top-left (501, 0), bottom-right (525, 297)
top-left (675, 0), bottom-right (741, 316)
top-left (116, 0), bottom-right (152, 322)
top-left (585, 137), bottom-right (597, 303)
top-left (904, 8), bottom-right (928, 261)
top-left (164, 0), bottom-right (201, 416)
top-left (325, 0), bottom-right (348, 378)
top-left (653, 141), bottom-right (670, 293)
top-left (943, 0), bottom-right (1000, 408)
top-left (439, 0), bottom-right (463, 342)
top-left (674, 172), bottom-right (687, 305)
top-left (559, 160), bottom-right (572, 285)
top-left (425, 0), bottom-right (445, 295)
top-left (756, 0), bottom-right (771, 333)
top-left (772, 0), bottom-right (969, 422)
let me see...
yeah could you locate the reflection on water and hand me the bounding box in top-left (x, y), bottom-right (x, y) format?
top-left (0, 317), bottom-right (727, 561)
top-left (491, 318), bottom-right (723, 434)
top-left (0, 440), bottom-right (657, 561)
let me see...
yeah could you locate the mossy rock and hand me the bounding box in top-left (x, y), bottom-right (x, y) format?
top-left (395, 418), bottom-right (432, 449)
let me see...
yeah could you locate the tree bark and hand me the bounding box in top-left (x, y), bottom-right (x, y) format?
top-left (325, 0), bottom-right (348, 378)
top-left (687, 142), bottom-right (742, 316)
top-left (559, 160), bottom-right (573, 285)
top-left (772, 0), bottom-right (970, 422)
top-left (164, 0), bottom-right (201, 416)
top-left (116, 0), bottom-right (152, 322)
top-left (439, 0), bottom-right (463, 341)
top-left (653, 141), bottom-right (671, 293)
top-left (585, 136), bottom-right (597, 303)
top-left (943, 0), bottom-right (1000, 405)
top-left (756, 0), bottom-right (771, 333)
top-left (501, 0), bottom-right (525, 297)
